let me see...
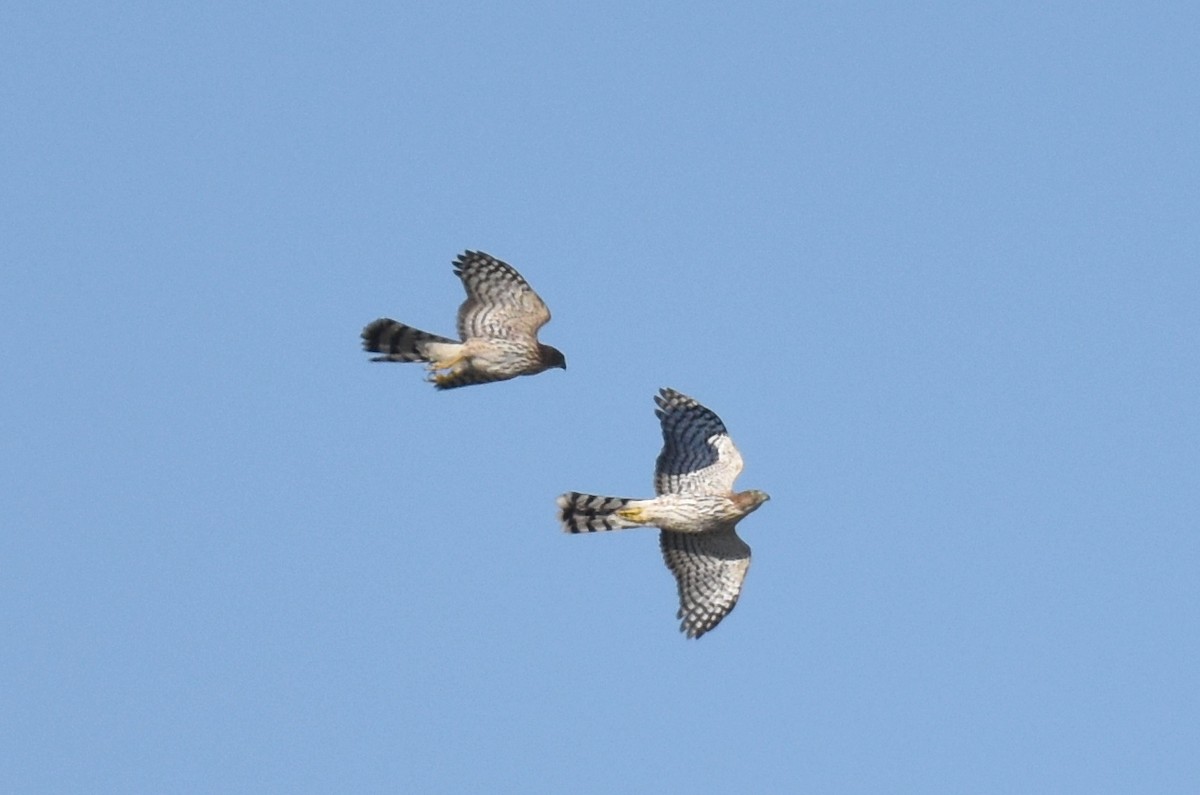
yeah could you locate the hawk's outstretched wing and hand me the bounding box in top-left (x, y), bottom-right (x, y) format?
top-left (653, 388), bottom-right (745, 496)
top-left (454, 251), bottom-right (551, 341)
top-left (660, 527), bottom-right (751, 639)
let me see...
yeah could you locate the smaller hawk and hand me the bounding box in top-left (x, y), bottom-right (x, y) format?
top-left (557, 388), bottom-right (770, 639)
top-left (362, 250), bottom-right (566, 390)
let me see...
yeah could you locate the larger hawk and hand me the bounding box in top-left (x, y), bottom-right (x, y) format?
top-left (362, 250), bottom-right (566, 389)
top-left (557, 388), bottom-right (770, 638)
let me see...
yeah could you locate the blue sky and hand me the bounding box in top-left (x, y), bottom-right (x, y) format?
top-left (3, 2), bottom-right (1198, 792)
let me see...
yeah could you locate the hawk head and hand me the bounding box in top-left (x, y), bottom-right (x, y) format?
top-left (735, 489), bottom-right (771, 515)
top-left (539, 344), bottom-right (567, 371)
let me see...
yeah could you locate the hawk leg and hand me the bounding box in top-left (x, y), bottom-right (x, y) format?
top-left (615, 505), bottom-right (651, 524)
top-left (426, 352), bottom-right (469, 387)
top-left (428, 351), bottom-right (466, 371)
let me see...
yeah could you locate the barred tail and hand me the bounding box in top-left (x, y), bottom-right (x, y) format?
top-left (362, 318), bottom-right (457, 362)
top-left (557, 492), bottom-right (646, 533)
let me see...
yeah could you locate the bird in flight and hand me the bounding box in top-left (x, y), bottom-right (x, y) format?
top-left (558, 388), bottom-right (770, 638)
top-left (362, 250), bottom-right (566, 389)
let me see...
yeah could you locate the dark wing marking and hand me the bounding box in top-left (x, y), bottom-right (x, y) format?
top-left (653, 388), bottom-right (744, 496)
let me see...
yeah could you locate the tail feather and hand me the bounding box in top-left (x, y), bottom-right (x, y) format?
top-left (557, 492), bottom-right (644, 533)
top-left (362, 318), bottom-right (456, 362)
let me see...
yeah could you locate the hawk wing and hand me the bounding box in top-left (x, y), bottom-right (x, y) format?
top-left (453, 251), bottom-right (551, 341)
top-left (660, 527), bottom-right (751, 639)
top-left (653, 388), bottom-right (744, 496)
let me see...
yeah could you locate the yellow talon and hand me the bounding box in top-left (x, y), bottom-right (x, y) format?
top-left (430, 353), bottom-right (465, 371)
top-left (616, 506), bottom-right (647, 523)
